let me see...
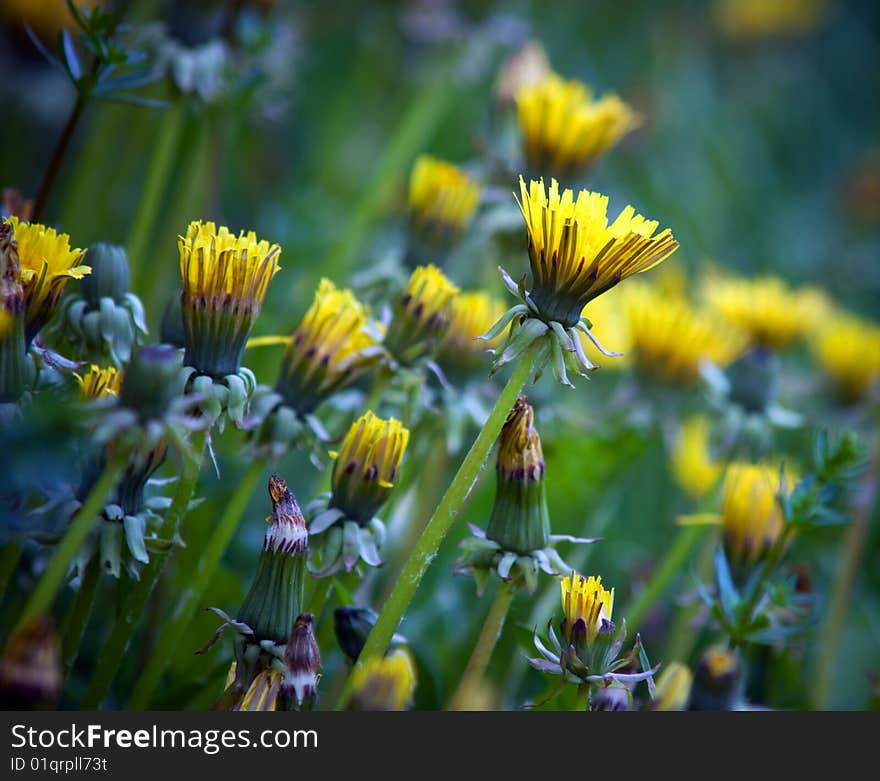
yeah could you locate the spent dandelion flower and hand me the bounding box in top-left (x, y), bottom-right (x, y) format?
top-left (279, 613), bottom-right (321, 711)
top-left (3, 216), bottom-right (89, 348)
top-left (307, 411), bottom-right (409, 577)
top-left (672, 415), bottom-right (724, 501)
top-left (484, 177), bottom-right (679, 387)
top-left (349, 648), bottom-right (417, 711)
top-left (811, 310), bottom-right (880, 401)
top-left (0, 221), bottom-right (33, 403)
top-left (516, 73), bottom-right (640, 179)
top-left (383, 264), bottom-right (459, 366)
top-left (406, 156), bottom-right (481, 268)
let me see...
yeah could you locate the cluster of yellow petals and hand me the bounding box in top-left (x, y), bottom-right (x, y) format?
top-left (560, 571), bottom-right (615, 643)
top-left (516, 73), bottom-right (640, 174)
top-left (350, 648), bottom-right (416, 711)
top-left (811, 310), bottom-right (880, 400)
top-left (399, 264), bottom-right (459, 330)
top-left (408, 155), bottom-right (481, 235)
top-left (333, 411), bottom-right (410, 491)
top-left (672, 416), bottom-right (724, 500)
top-left (74, 364), bottom-right (122, 399)
top-left (438, 290), bottom-right (506, 361)
top-left (496, 396), bottom-right (544, 480)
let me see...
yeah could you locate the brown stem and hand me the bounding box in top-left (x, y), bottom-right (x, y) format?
top-left (32, 96), bottom-right (86, 223)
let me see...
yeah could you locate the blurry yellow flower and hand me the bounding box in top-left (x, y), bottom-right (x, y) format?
top-left (516, 73), bottom-right (640, 177)
top-left (4, 217), bottom-right (89, 346)
top-left (437, 290), bottom-right (506, 370)
top-left (623, 283), bottom-right (744, 383)
top-left (408, 156), bottom-right (481, 240)
top-left (350, 649), bottom-right (416, 711)
top-left (578, 289), bottom-right (632, 369)
top-left (517, 177), bottom-right (679, 327)
top-left (672, 416), bottom-right (723, 500)
top-left (715, 0), bottom-right (826, 40)
top-left (495, 41), bottom-right (551, 108)
top-left (0, 0), bottom-right (103, 33)
top-left (275, 278), bottom-right (382, 415)
top-left (652, 661), bottom-right (693, 711)
top-left (74, 365), bottom-right (122, 399)
top-left (811, 311), bottom-right (880, 401)
top-left (701, 274), bottom-right (816, 350)
top-left (560, 571), bottom-right (614, 644)
top-left (178, 220), bottom-right (281, 377)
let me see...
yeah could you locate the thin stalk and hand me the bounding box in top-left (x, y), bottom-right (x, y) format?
top-left (126, 455), bottom-right (264, 709)
top-left (10, 447), bottom-right (128, 642)
top-left (811, 439), bottom-right (879, 709)
top-left (447, 580), bottom-right (514, 710)
top-left (80, 429), bottom-right (208, 709)
top-left (32, 96), bottom-right (86, 223)
top-left (335, 344), bottom-right (540, 709)
top-left (623, 524), bottom-right (706, 631)
top-left (60, 553), bottom-right (102, 675)
top-left (0, 540), bottom-right (23, 601)
top-left (126, 103), bottom-right (185, 280)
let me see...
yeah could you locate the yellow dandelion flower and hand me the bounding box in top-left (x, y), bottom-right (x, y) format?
top-left (408, 155), bottom-right (481, 240)
top-left (811, 310), bottom-right (880, 401)
top-left (622, 283), bottom-right (744, 383)
top-left (234, 667), bottom-right (283, 712)
top-left (714, 0), bottom-right (826, 40)
top-left (4, 217), bottom-right (89, 346)
top-left (560, 571), bottom-right (615, 645)
top-left (578, 288), bottom-right (632, 370)
top-left (652, 661), bottom-right (693, 711)
top-left (701, 274), bottom-right (816, 350)
top-left (672, 416), bottom-right (724, 500)
top-left (384, 264), bottom-right (459, 365)
top-left (331, 411), bottom-right (410, 524)
top-left (350, 648), bottom-right (416, 711)
top-left (74, 365), bottom-right (122, 399)
top-left (516, 73), bottom-right (640, 178)
top-left (516, 177), bottom-right (679, 327)
top-left (178, 220), bottom-right (281, 377)
top-left (437, 290), bottom-right (506, 370)
top-left (275, 278), bottom-right (382, 415)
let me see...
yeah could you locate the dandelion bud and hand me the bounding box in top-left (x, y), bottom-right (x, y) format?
top-left (720, 463), bottom-right (791, 570)
top-left (280, 614), bottom-right (321, 711)
top-left (689, 645), bottom-right (742, 711)
top-left (118, 344), bottom-right (183, 423)
top-left (651, 661), bottom-right (693, 710)
top-left (383, 264), bottom-right (458, 365)
top-left (486, 397), bottom-right (549, 554)
top-left (2, 216), bottom-right (90, 347)
top-left (79, 243), bottom-right (130, 305)
top-left (275, 278), bottom-right (382, 416)
top-left (516, 74), bottom-right (639, 179)
top-left (237, 476), bottom-right (308, 645)
top-left (406, 156), bottom-right (481, 269)
top-left (349, 648), bottom-right (416, 711)
top-left (330, 411), bottom-right (409, 525)
top-left (178, 220), bottom-right (281, 378)
top-left (0, 617), bottom-right (61, 709)
top-left (334, 606), bottom-right (377, 663)
top-left (0, 221), bottom-right (33, 403)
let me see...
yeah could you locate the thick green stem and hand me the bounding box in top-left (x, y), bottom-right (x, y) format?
top-left (80, 429), bottom-right (208, 709)
top-left (126, 455), bottom-right (265, 709)
top-left (10, 448), bottom-right (128, 642)
top-left (126, 103), bottom-right (184, 281)
top-left (623, 524), bottom-right (706, 632)
top-left (60, 553), bottom-right (102, 675)
top-left (335, 345), bottom-right (538, 709)
top-left (447, 581), bottom-right (514, 710)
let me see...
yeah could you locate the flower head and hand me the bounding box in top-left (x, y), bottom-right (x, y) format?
top-left (651, 662), bottom-right (693, 711)
top-left (74, 365), bottom-right (122, 399)
top-left (4, 216), bottom-right (89, 346)
top-left (811, 310), bottom-right (880, 401)
top-left (516, 74), bottom-right (640, 178)
top-left (561, 571), bottom-right (615, 645)
top-left (437, 290), bottom-right (506, 373)
top-left (383, 264), bottom-right (459, 365)
top-left (350, 649), bottom-right (416, 711)
top-left (672, 416), bottom-right (724, 500)
top-left (275, 278), bottom-right (382, 415)
top-left (178, 220), bottom-right (281, 377)
top-left (281, 613), bottom-right (321, 711)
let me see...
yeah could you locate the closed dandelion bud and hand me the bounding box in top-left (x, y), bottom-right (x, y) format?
top-left (349, 648), bottom-right (416, 711)
top-left (486, 397), bottom-right (549, 554)
top-left (330, 411), bottom-right (409, 525)
top-left (720, 463), bottom-right (792, 570)
top-left (79, 243), bottom-right (129, 305)
top-left (333, 605), bottom-right (406, 663)
top-left (237, 476), bottom-right (308, 645)
top-left (516, 73), bottom-right (640, 179)
top-left (651, 661), bottom-right (693, 710)
top-left (0, 221), bottom-right (33, 403)
top-left (3, 216), bottom-right (90, 347)
top-left (383, 264), bottom-right (459, 365)
top-left (406, 156), bottom-right (481, 269)
top-left (0, 616), bottom-right (61, 709)
top-left (118, 344), bottom-right (183, 423)
top-left (689, 645), bottom-right (742, 711)
top-left (178, 220), bottom-right (281, 378)
top-left (275, 278), bottom-right (382, 416)
top-left (280, 613), bottom-right (321, 711)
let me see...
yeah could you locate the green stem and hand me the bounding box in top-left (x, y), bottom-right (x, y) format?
top-left (623, 524), bottom-right (706, 631)
top-left (447, 581), bottom-right (514, 711)
top-left (334, 345), bottom-right (538, 709)
top-left (811, 440), bottom-right (879, 709)
top-left (0, 540), bottom-right (23, 602)
top-left (10, 448), bottom-right (128, 642)
top-left (31, 96), bottom-right (86, 223)
top-left (126, 103), bottom-right (184, 280)
top-left (80, 429), bottom-right (208, 709)
top-left (126, 455), bottom-right (265, 709)
top-left (60, 553), bottom-right (102, 675)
